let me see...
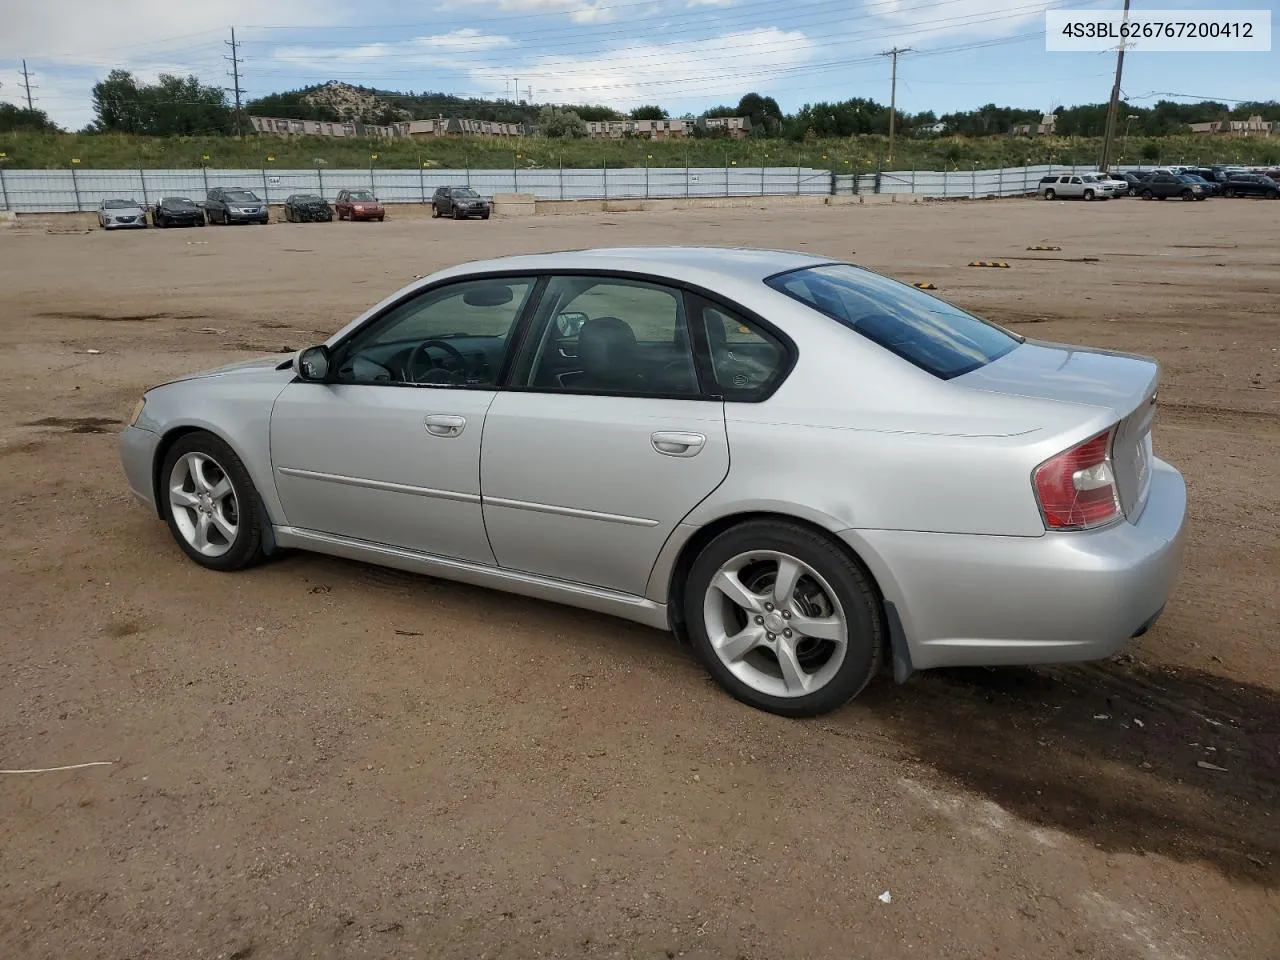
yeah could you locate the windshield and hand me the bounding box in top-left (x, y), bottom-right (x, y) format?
top-left (766, 264), bottom-right (1019, 380)
top-left (349, 191), bottom-right (375, 201)
top-left (293, 194), bottom-right (322, 201)
top-left (103, 199), bottom-right (137, 209)
top-left (163, 197), bottom-right (196, 207)
top-left (1082, 176), bottom-right (1098, 183)
top-left (454, 187), bottom-right (479, 198)
top-left (224, 190), bottom-right (260, 203)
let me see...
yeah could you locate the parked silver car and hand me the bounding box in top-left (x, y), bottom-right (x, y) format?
top-left (98, 198), bottom-right (148, 229)
top-left (118, 247), bottom-right (1186, 716)
top-left (1038, 174), bottom-right (1113, 201)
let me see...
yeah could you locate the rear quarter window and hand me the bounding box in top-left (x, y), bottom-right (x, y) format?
top-left (765, 263), bottom-right (1019, 379)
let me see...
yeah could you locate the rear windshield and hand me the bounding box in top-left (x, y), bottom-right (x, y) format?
top-left (765, 264), bottom-right (1019, 379)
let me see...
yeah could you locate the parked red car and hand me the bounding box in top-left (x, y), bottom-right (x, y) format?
top-left (334, 188), bottom-right (386, 222)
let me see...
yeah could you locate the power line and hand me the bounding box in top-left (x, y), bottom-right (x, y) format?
top-left (226, 27), bottom-right (246, 137)
top-left (21, 60), bottom-right (37, 110)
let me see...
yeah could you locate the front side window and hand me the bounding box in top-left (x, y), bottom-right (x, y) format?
top-left (765, 264), bottom-right (1018, 379)
top-left (518, 276), bottom-right (700, 396)
top-left (334, 277), bottom-right (534, 387)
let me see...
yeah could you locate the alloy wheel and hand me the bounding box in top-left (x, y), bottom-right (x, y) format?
top-left (168, 451), bottom-right (239, 558)
top-left (702, 550), bottom-right (849, 699)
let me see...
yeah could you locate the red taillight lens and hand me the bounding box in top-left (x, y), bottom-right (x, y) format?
top-left (1033, 429), bottom-right (1121, 530)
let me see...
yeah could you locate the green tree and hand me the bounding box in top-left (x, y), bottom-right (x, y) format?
top-left (91, 70), bottom-right (231, 135)
top-left (0, 102), bottom-right (61, 133)
top-left (629, 105), bottom-right (667, 120)
top-left (736, 92), bottom-right (783, 136)
top-left (537, 105), bottom-right (587, 139)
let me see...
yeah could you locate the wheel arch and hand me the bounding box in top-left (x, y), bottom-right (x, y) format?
top-left (150, 422), bottom-right (280, 553)
top-left (658, 509), bottom-right (897, 665)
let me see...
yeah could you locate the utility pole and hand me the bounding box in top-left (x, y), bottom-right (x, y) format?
top-left (20, 60), bottom-right (36, 110)
top-left (1098, 0), bottom-right (1133, 173)
top-left (225, 28), bottom-right (245, 138)
top-left (880, 46), bottom-right (911, 165)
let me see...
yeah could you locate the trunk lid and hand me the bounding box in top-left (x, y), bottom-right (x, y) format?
top-left (956, 339), bottom-right (1159, 521)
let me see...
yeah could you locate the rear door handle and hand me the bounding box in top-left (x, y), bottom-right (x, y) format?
top-left (651, 431), bottom-right (705, 457)
top-left (424, 414), bottom-right (466, 438)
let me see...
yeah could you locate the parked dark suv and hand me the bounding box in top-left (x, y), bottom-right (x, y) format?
top-left (432, 186), bottom-right (491, 220)
top-left (1221, 173), bottom-right (1280, 199)
top-left (204, 187), bottom-right (269, 225)
top-left (1136, 173), bottom-right (1206, 201)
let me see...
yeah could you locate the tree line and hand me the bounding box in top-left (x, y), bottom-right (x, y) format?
top-left (2, 69), bottom-right (1277, 141)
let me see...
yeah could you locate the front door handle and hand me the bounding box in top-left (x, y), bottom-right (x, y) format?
top-left (651, 431), bottom-right (705, 457)
top-left (424, 414), bottom-right (466, 438)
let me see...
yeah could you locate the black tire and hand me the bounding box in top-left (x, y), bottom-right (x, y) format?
top-left (1128, 187), bottom-right (1137, 197)
top-left (1043, 188), bottom-right (1056, 201)
top-left (1084, 189), bottom-right (1095, 201)
top-left (683, 520), bottom-right (884, 718)
top-left (1141, 189), bottom-right (1153, 200)
top-left (159, 431), bottom-right (266, 572)
top-left (1180, 190), bottom-right (1193, 201)
top-left (1223, 187), bottom-right (1234, 198)
top-left (481, 211), bottom-right (490, 220)
top-left (452, 206), bottom-right (462, 220)
top-left (431, 204), bottom-right (440, 218)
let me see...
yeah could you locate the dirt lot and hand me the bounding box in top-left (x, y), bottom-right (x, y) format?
top-left (1, 198), bottom-right (1277, 960)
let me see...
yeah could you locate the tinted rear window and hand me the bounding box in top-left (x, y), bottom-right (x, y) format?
top-left (765, 264), bottom-right (1019, 379)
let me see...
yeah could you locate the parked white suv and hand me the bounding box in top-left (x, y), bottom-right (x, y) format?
top-left (1038, 174), bottom-right (1114, 201)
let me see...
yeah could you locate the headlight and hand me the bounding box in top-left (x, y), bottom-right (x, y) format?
top-left (129, 398), bottom-right (146, 426)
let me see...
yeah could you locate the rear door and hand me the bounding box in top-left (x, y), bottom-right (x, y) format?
top-left (480, 274), bottom-right (730, 595)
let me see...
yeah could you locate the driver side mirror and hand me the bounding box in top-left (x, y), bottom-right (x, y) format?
top-left (297, 345), bottom-right (331, 382)
top-left (555, 311), bottom-right (588, 337)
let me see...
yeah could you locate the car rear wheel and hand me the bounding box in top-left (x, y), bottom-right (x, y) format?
top-left (160, 432), bottom-right (266, 572)
top-left (684, 520), bottom-right (884, 717)
top-left (1043, 188), bottom-right (1056, 201)
top-left (1141, 189), bottom-right (1153, 200)
top-left (1222, 187), bottom-right (1235, 198)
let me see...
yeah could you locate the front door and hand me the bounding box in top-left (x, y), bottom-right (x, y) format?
top-left (270, 274), bottom-right (538, 564)
top-left (480, 275), bottom-right (730, 595)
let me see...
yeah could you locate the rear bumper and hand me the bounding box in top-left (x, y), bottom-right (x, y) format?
top-left (120, 424), bottom-right (161, 512)
top-left (845, 458), bottom-right (1187, 670)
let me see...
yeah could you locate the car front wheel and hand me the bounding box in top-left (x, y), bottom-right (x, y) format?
top-left (1084, 189), bottom-right (1095, 201)
top-left (684, 520), bottom-right (884, 717)
top-left (160, 431), bottom-right (266, 571)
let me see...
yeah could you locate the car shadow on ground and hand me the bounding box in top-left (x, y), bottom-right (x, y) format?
top-left (852, 657), bottom-right (1280, 887)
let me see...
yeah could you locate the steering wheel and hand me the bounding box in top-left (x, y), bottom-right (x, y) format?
top-left (406, 338), bottom-right (468, 384)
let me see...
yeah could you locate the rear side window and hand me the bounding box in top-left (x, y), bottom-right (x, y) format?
top-left (765, 264), bottom-right (1019, 379)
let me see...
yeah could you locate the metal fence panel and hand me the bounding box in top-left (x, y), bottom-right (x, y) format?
top-left (0, 163), bottom-right (1198, 213)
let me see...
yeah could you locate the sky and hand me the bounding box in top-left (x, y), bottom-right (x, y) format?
top-left (1, 0), bottom-right (1277, 130)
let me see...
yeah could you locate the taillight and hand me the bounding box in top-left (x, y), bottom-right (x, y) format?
top-left (1033, 428), bottom-right (1121, 530)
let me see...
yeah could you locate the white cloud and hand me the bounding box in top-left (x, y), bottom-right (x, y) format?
top-left (0, 0), bottom-right (335, 64)
top-left (688, 0), bottom-right (736, 6)
top-left (272, 29), bottom-right (514, 68)
top-left (438, 0), bottom-right (617, 21)
top-left (468, 27), bottom-right (813, 108)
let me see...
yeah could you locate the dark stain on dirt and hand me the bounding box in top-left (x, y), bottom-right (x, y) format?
top-left (23, 416), bottom-right (122, 434)
top-left (35, 311), bottom-right (205, 323)
top-left (858, 658), bottom-right (1280, 886)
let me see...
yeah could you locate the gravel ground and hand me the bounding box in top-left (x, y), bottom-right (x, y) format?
top-left (1, 197), bottom-right (1277, 960)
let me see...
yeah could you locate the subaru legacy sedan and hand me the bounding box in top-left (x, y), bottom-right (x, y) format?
top-left (119, 247), bottom-right (1186, 717)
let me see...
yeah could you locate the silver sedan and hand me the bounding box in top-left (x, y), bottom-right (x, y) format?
top-left (119, 247), bottom-right (1186, 717)
top-left (98, 198), bottom-right (148, 229)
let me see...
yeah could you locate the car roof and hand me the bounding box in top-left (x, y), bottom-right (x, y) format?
top-left (433, 246), bottom-right (835, 286)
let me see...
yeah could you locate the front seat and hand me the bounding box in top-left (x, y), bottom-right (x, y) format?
top-left (574, 316), bottom-right (645, 391)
